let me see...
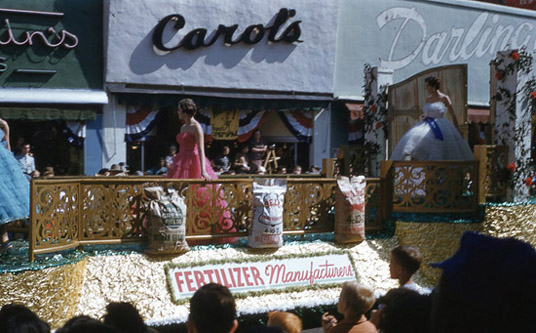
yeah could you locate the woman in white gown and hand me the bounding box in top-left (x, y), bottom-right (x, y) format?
top-left (390, 77), bottom-right (473, 161)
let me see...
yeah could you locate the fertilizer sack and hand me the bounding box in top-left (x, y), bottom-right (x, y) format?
top-left (248, 178), bottom-right (287, 248)
top-left (334, 176), bottom-right (366, 243)
top-left (144, 186), bottom-right (189, 254)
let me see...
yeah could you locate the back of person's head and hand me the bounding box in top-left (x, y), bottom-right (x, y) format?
top-left (267, 311), bottom-right (302, 333)
top-left (178, 98), bottom-right (197, 116)
top-left (102, 302), bottom-right (147, 333)
top-left (377, 287), bottom-right (432, 333)
top-left (339, 281), bottom-right (375, 317)
top-left (430, 231), bottom-right (536, 333)
top-left (188, 283), bottom-right (237, 333)
top-left (0, 303), bottom-right (50, 333)
top-left (424, 76), bottom-right (440, 90)
top-left (391, 245), bottom-right (422, 277)
top-left (56, 315), bottom-right (118, 333)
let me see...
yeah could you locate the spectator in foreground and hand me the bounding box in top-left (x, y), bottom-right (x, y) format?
top-left (0, 303), bottom-right (50, 333)
top-left (267, 311), bottom-right (302, 333)
top-left (103, 302), bottom-right (155, 333)
top-left (372, 287), bottom-right (432, 333)
top-left (187, 283), bottom-right (238, 333)
top-left (56, 315), bottom-right (117, 333)
top-left (429, 231), bottom-right (536, 333)
top-left (322, 281), bottom-right (376, 333)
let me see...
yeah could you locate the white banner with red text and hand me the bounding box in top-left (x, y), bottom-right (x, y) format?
top-left (165, 253), bottom-right (357, 303)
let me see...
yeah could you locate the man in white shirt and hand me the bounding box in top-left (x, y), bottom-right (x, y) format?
top-left (15, 143), bottom-right (35, 180)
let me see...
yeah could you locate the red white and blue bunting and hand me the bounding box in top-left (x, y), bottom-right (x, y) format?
top-left (125, 106), bottom-right (160, 141)
top-left (278, 110), bottom-right (314, 143)
top-left (61, 121), bottom-right (86, 147)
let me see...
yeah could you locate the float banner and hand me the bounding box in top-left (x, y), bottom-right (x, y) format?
top-left (165, 253), bottom-right (356, 302)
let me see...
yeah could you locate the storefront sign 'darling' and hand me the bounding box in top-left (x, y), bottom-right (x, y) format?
top-left (153, 8), bottom-right (302, 52)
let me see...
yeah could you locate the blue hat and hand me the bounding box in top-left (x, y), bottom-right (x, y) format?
top-left (430, 231), bottom-right (536, 310)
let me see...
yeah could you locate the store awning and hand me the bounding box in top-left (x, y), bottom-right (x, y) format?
top-left (467, 108), bottom-right (490, 124)
top-left (0, 88), bottom-right (108, 104)
top-left (345, 102), bottom-right (364, 120)
top-left (116, 93), bottom-right (329, 111)
top-left (0, 107), bottom-right (97, 121)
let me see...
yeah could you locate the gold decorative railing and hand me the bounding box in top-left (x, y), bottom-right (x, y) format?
top-left (27, 158), bottom-right (484, 261)
top-left (473, 145), bottom-right (508, 203)
top-left (29, 177), bottom-right (382, 261)
top-left (380, 160), bottom-right (479, 215)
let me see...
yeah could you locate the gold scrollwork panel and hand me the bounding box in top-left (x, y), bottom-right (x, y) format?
top-left (33, 182), bottom-right (79, 250)
top-left (80, 183), bottom-right (145, 241)
top-left (283, 180), bottom-right (336, 233)
top-left (392, 162), bottom-right (478, 213)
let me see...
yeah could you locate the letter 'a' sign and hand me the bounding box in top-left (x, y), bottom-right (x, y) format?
top-left (165, 253), bottom-right (356, 302)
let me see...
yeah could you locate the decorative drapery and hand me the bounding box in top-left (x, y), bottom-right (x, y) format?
top-left (61, 121), bottom-right (86, 147)
top-left (125, 106), bottom-right (159, 141)
top-left (278, 110), bottom-right (314, 143)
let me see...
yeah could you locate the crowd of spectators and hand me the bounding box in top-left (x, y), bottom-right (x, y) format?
top-left (2, 231), bottom-right (535, 332)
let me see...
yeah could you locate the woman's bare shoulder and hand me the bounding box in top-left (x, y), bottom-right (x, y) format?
top-left (439, 93), bottom-right (452, 106)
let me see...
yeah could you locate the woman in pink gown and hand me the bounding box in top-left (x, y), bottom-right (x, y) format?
top-left (166, 99), bottom-right (235, 243)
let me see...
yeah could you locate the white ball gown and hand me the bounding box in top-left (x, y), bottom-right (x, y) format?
top-left (390, 101), bottom-right (473, 161)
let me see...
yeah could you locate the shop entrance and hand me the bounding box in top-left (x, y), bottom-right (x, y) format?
top-left (8, 120), bottom-right (84, 175)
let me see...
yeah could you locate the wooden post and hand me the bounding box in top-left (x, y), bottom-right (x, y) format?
top-left (29, 179), bottom-right (36, 262)
top-left (364, 67), bottom-right (393, 177)
top-left (473, 145), bottom-right (488, 204)
top-left (379, 160), bottom-right (394, 222)
top-left (492, 50), bottom-right (532, 201)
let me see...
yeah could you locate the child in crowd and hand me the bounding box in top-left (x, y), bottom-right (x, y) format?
top-left (322, 281), bottom-right (376, 333)
top-left (389, 245), bottom-right (427, 293)
top-left (267, 311), bottom-right (302, 333)
top-left (233, 155), bottom-right (251, 174)
top-left (213, 145), bottom-right (231, 172)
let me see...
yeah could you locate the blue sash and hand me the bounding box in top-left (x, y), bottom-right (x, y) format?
top-left (424, 117), bottom-right (443, 141)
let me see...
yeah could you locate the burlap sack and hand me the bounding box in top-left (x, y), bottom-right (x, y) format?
top-left (248, 178), bottom-right (287, 248)
top-left (334, 176), bottom-right (366, 244)
top-left (144, 186), bottom-right (189, 254)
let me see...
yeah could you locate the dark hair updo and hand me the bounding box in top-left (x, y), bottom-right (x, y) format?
top-left (425, 76), bottom-right (440, 90)
top-left (178, 98), bottom-right (197, 116)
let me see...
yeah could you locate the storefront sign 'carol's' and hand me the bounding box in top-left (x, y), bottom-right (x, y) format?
top-left (152, 8), bottom-right (302, 52)
top-left (165, 253), bottom-right (356, 302)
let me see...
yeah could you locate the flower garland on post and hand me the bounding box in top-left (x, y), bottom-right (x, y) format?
top-left (493, 48), bottom-right (535, 197)
top-left (362, 64), bottom-right (388, 176)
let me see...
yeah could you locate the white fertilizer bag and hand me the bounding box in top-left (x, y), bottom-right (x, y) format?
top-left (334, 176), bottom-right (366, 244)
top-left (144, 186), bottom-right (189, 254)
top-left (248, 178), bottom-right (287, 248)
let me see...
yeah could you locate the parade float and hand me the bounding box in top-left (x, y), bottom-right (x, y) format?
top-left (2, 55), bottom-right (535, 330)
top-left (1, 1), bottom-right (536, 329)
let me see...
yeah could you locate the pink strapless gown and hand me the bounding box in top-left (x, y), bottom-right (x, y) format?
top-left (167, 132), bottom-right (236, 243)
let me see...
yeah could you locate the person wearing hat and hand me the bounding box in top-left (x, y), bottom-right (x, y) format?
top-left (429, 231), bottom-right (536, 333)
top-left (109, 164), bottom-right (128, 176)
top-left (43, 166), bottom-right (55, 177)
